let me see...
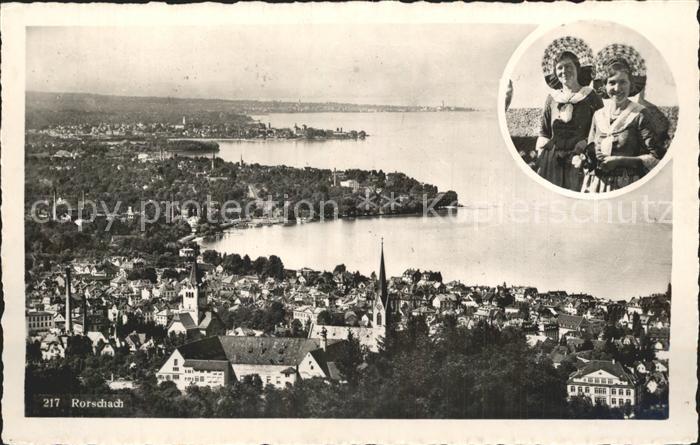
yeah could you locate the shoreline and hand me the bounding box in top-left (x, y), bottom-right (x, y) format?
top-left (192, 206), bottom-right (462, 243)
top-left (168, 135), bottom-right (369, 144)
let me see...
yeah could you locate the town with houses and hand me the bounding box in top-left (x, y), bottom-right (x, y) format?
top-left (31, 118), bottom-right (368, 142)
top-left (26, 241), bottom-right (671, 417)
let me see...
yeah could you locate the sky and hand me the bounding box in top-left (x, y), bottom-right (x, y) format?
top-left (508, 21), bottom-right (677, 108)
top-left (26, 25), bottom-right (533, 109)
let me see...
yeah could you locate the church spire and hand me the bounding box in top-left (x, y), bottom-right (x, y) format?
top-left (372, 239), bottom-right (389, 328)
top-left (378, 238), bottom-right (388, 307)
top-left (189, 258), bottom-right (201, 286)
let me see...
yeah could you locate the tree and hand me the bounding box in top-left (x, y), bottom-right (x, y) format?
top-left (435, 190), bottom-right (459, 207)
top-left (632, 312), bottom-right (644, 337)
top-left (317, 310), bottom-right (332, 325)
top-left (496, 292), bottom-right (514, 309)
top-left (336, 331), bottom-right (363, 386)
top-left (262, 255), bottom-right (285, 280)
top-left (66, 335), bottom-right (94, 357)
top-left (165, 332), bottom-right (188, 349)
top-left (241, 374), bottom-right (263, 392)
top-left (263, 301), bottom-right (287, 332)
top-left (202, 249), bottom-right (222, 266)
top-left (603, 324), bottom-right (623, 341)
top-left (26, 340), bottom-right (42, 363)
top-left (222, 253), bottom-right (243, 274)
top-left (242, 255), bottom-right (252, 272)
top-left (290, 319), bottom-right (304, 337)
top-left (158, 380), bottom-right (181, 398)
top-left (579, 338), bottom-right (594, 351)
top-left (80, 366), bottom-right (110, 394)
top-left (161, 268), bottom-right (180, 280)
top-left (142, 267), bottom-right (157, 283)
top-left (518, 303), bottom-right (530, 320)
top-left (333, 264), bottom-right (347, 275)
top-left (127, 267), bottom-right (157, 283)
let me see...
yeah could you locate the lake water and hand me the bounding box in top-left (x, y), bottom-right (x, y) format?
top-left (199, 112), bottom-right (672, 300)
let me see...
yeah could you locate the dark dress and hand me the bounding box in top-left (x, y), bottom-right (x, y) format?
top-left (537, 91), bottom-right (603, 191)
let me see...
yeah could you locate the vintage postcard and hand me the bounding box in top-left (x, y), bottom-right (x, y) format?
top-left (1, 2), bottom-right (698, 444)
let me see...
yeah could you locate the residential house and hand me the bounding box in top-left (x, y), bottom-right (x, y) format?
top-left (26, 311), bottom-right (55, 334)
top-left (292, 305), bottom-right (324, 325)
top-left (167, 312), bottom-right (200, 337)
top-left (167, 310), bottom-right (224, 339)
top-left (432, 294), bottom-right (458, 312)
top-left (474, 306), bottom-right (503, 324)
top-left (156, 282), bottom-right (180, 300)
top-left (339, 179), bottom-right (360, 193)
top-left (644, 372), bottom-right (668, 395)
top-left (567, 360), bottom-right (639, 408)
top-left (156, 335), bottom-right (346, 391)
top-left (308, 323), bottom-right (384, 353)
top-left (627, 299), bottom-right (644, 315)
top-left (53, 313), bottom-right (66, 331)
top-left (557, 314), bottom-right (589, 338)
top-left (155, 308), bottom-right (174, 326)
top-left (97, 341), bottom-right (117, 356)
top-left (549, 345), bottom-right (570, 369)
top-left (39, 333), bottom-right (68, 360)
top-left (402, 269), bottom-right (421, 284)
top-left (616, 335), bottom-right (640, 348)
top-left (228, 327), bottom-right (265, 337)
top-left (86, 331), bottom-right (117, 356)
top-left (539, 322), bottom-right (559, 342)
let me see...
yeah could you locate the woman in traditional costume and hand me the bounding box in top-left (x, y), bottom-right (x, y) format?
top-left (535, 36), bottom-right (603, 191)
top-left (579, 44), bottom-right (664, 193)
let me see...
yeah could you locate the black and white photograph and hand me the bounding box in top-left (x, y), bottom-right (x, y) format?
top-left (1, 3), bottom-right (698, 445)
top-left (504, 21), bottom-right (677, 195)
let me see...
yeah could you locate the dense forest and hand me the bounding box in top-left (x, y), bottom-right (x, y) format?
top-left (26, 140), bottom-right (454, 212)
top-left (25, 141), bottom-right (457, 265)
top-left (166, 140), bottom-right (220, 152)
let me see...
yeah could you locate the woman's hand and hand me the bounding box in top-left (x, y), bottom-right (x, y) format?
top-left (535, 136), bottom-right (550, 155)
top-left (598, 155), bottom-right (628, 172)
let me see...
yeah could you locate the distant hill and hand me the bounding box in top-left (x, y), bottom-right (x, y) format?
top-left (25, 91), bottom-right (476, 128)
top-left (26, 91), bottom-right (256, 128)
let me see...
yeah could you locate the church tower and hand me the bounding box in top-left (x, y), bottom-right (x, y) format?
top-left (181, 259), bottom-right (207, 323)
top-left (373, 239), bottom-right (388, 327)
